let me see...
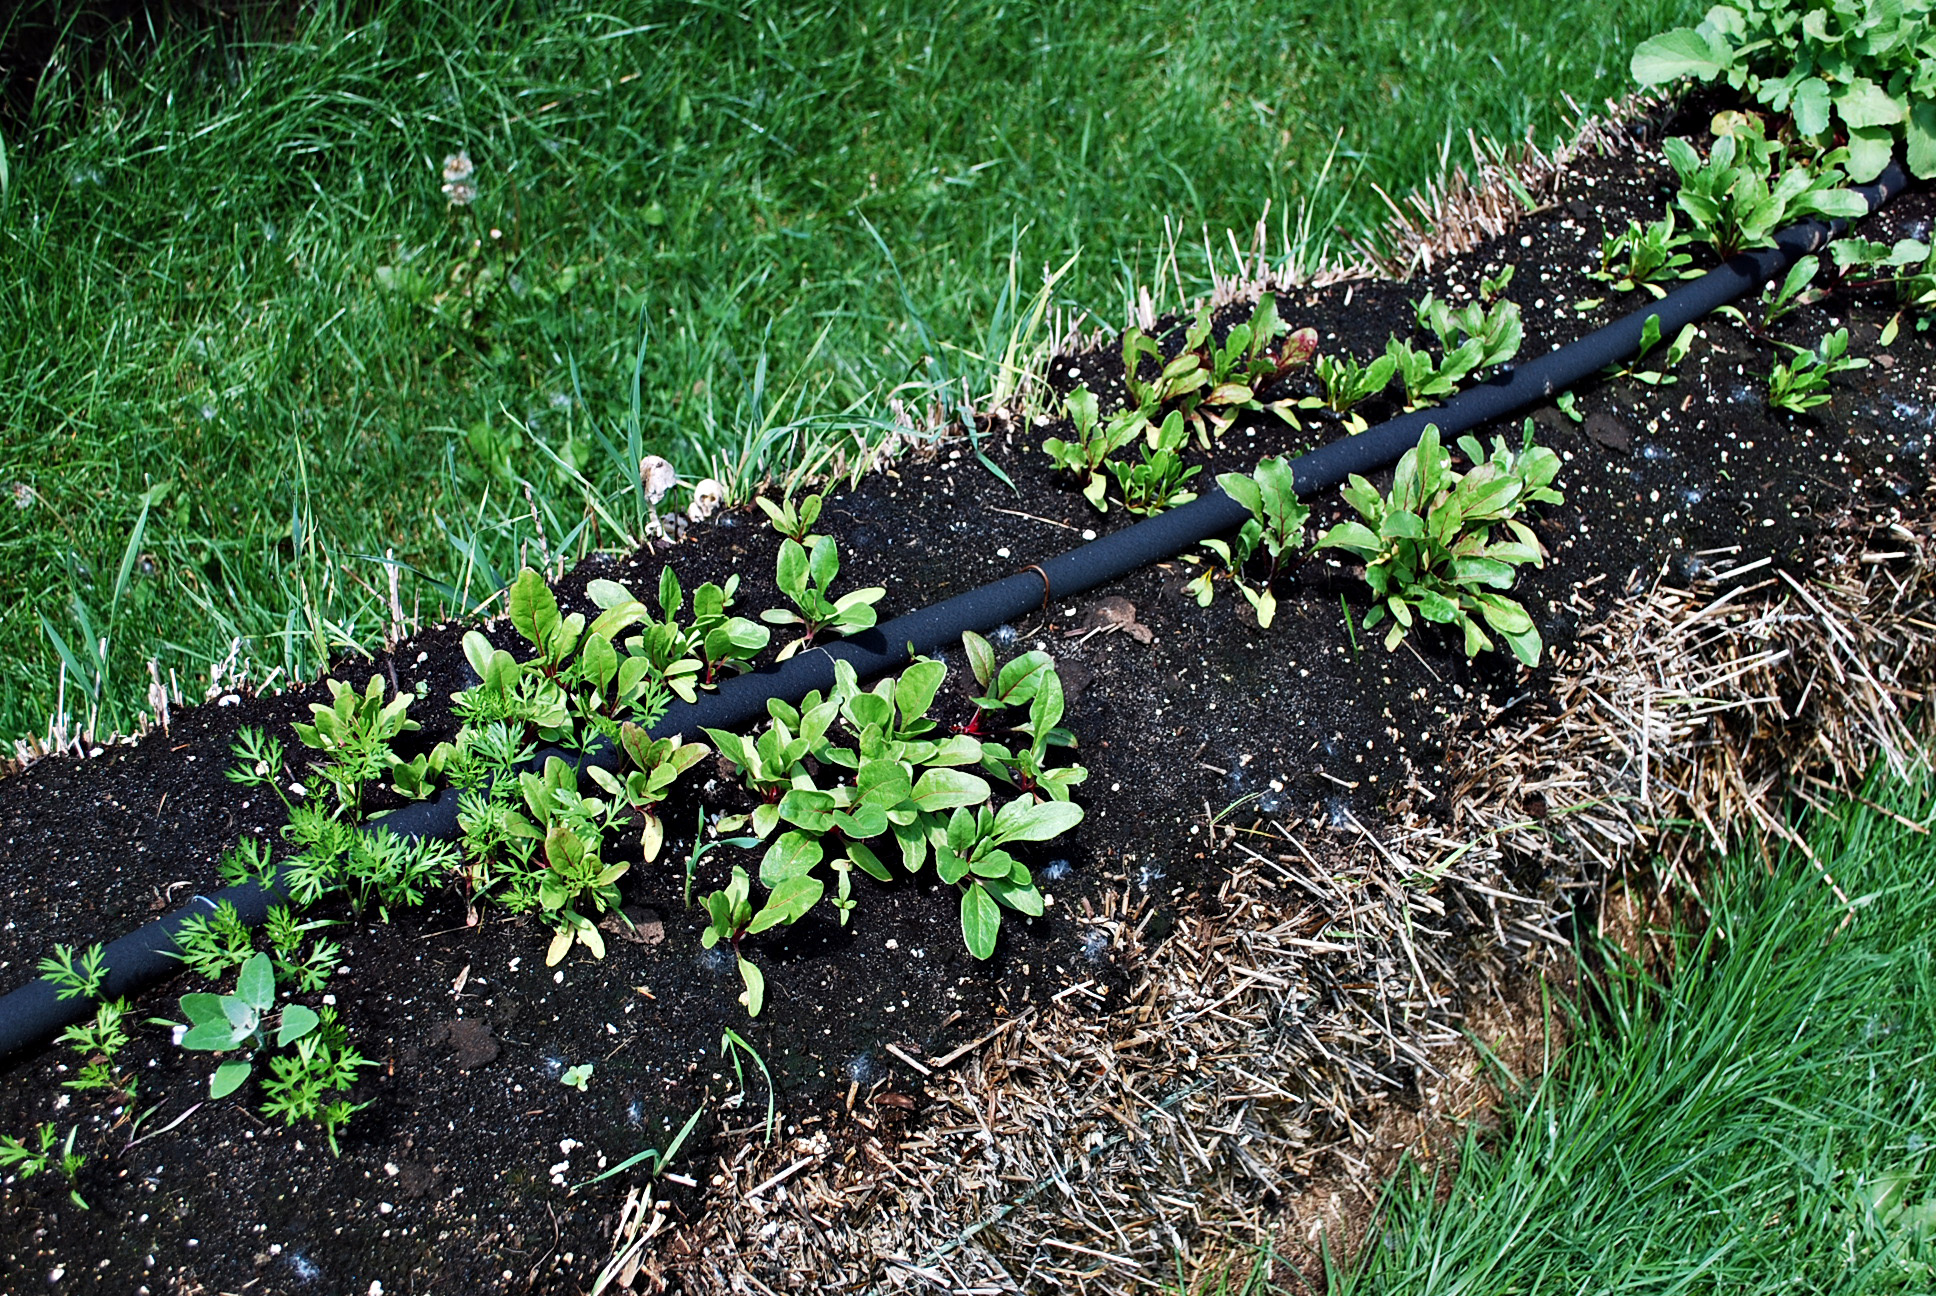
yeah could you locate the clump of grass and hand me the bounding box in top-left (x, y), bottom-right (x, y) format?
top-left (1334, 772), bottom-right (1936, 1294)
top-left (0, 0), bottom-right (1699, 739)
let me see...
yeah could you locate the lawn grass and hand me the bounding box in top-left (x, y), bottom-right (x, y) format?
top-left (0, 0), bottom-right (1696, 741)
top-left (1324, 773), bottom-right (1936, 1295)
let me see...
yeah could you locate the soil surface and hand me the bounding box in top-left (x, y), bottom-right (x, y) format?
top-left (3, 95), bottom-right (1934, 1293)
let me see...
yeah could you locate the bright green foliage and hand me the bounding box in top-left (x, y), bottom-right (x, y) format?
top-left (59, 998), bottom-right (136, 1096)
top-left (262, 904), bottom-right (343, 994)
top-left (1188, 456), bottom-right (1312, 628)
top-left (172, 901), bottom-right (258, 981)
top-left (704, 647), bottom-right (1086, 1014)
top-left (936, 798), bottom-right (1082, 959)
top-left (1832, 237), bottom-right (1936, 325)
top-left (1107, 410), bottom-right (1202, 516)
top-left (1769, 326), bottom-right (1870, 410)
top-left (1043, 387), bottom-right (1146, 511)
top-left (169, 951), bottom-right (370, 1151)
top-left (37, 943), bottom-right (108, 1002)
top-left (1339, 772), bottom-right (1936, 1293)
top-left (1633, 0), bottom-right (1936, 181)
top-left (760, 537), bottom-right (886, 657)
top-left (0, 1123), bottom-right (89, 1209)
top-left (291, 674), bottom-right (422, 816)
top-left (0, 0), bottom-right (1698, 740)
top-left (1386, 335), bottom-right (1481, 409)
top-left (1415, 293), bottom-right (1524, 370)
top-left (1317, 422), bottom-right (1563, 666)
top-left (755, 492), bottom-right (825, 546)
top-left (1607, 312), bottom-right (1701, 385)
top-left (1763, 252), bottom-right (1823, 324)
top-left (1593, 210), bottom-right (1699, 296)
top-left (1660, 117), bottom-right (1868, 257)
top-left (588, 727), bottom-right (711, 864)
top-left (278, 808), bottom-right (462, 919)
top-left (1315, 351), bottom-right (1399, 417)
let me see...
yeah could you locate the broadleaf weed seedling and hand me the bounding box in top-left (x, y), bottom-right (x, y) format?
top-left (1316, 421), bottom-right (1564, 666)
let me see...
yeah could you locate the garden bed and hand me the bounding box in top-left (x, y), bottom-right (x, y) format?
top-left (3, 93), bottom-right (1935, 1293)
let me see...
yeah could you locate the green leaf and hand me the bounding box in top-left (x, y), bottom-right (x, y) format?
top-left (983, 876), bottom-right (1045, 916)
top-left (911, 767), bottom-right (992, 811)
top-left (893, 659), bottom-right (947, 725)
top-left (960, 884), bottom-right (1002, 960)
top-left (991, 796), bottom-right (1085, 844)
top-left (961, 631), bottom-right (996, 689)
top-left (508, 568), bottom-right (560, 652)
top-left (276, 1004), bottom-right (320, 1047)
top-left (775, 540), bottom-right (809, 601)
top-left (210, 1058), bottom-right (253, 1100)
top-left (747, 874), bottom-right (824, 934)
top-left (847, 842), bottom-right (892, 883)
top-left (1630, 28), bottom-right (1732, 85)
top-left (759, 831), bottom-right (824, 887)
top-left (235, 953), bottom-right (276, 1012)
top-left (181, 1020), bottom-right (244, 1051)
top-left (737, 958), bottom-right (766, 1017)
top-left (1908, 102), bottom-right (1936, 180)
top-left (1834, 78), bottom-right (1906, 129)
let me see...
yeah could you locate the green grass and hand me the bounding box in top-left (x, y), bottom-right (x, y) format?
top-left (1326, 773), bottom-right (1936, 1295)
top-left (0, 0), bottom-right (1696, 740)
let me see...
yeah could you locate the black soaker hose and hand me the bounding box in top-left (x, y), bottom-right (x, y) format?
top-left (0, 161), bottom-right (1910, 1060)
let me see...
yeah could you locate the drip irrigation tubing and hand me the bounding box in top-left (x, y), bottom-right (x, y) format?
top-left (0, 159), bottom-right (1911, 1060)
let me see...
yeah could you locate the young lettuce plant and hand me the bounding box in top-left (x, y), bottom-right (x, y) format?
top-left (760, 536), bottom-right (886, 658)
top-left (1316, 422), bottom-right (1563, 666)
top-left (1186, 456), bottom-right (1311, 628)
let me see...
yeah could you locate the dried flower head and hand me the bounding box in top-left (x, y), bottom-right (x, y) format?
top-left (10, 482), bottom-right (33, 510)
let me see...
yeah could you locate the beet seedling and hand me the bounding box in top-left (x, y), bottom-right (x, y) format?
top-left (755, 490), bottom-right (825, 545)
top-left (935, 797), bottom-right (1083, 959)
top-left (1659, 121), bottom-right (1865, 259)
top-left (1592, 211), bottom-right (1696, 297)
top-left (1043, 386), bottom-right (1145, 511)
top-left (1414, 292), bottom-right (1523, 371)
top-left (292, 674), bottom-right (422, 816)
top-left (1108, 409), bottom-right (1201, 515)
top-left (1315, 351), bottom-right (1397, 423)
top-left (587, 725), bottom-right (711, 863)
top-left (699, 865), bottom-right (822, 1016)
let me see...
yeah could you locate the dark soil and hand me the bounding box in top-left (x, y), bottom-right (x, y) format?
top-left (3, 97), bottom-right (1933, 1293)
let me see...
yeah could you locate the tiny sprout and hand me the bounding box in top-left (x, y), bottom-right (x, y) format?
top-left (561, 1063), bottom-right (593, 1091)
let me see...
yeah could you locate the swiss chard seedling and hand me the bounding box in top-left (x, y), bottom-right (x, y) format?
top-left (1317, 421), bottom-right (1563, 666)
top-left (1107, 409), bottom-right (1201, 515)
top-left (760, 536), bottom-right (886, 657)
top-left (1660, 119), bottom-right (1866, 258)
top-left (1042, 386), bottom-right (1146, 511)
top-left (1592, 211), bottom-right (1697, 297)
top-left (1769, 326), bottom-right (1869, 412)
top-left (1187, 455), bottom-right (1311, 628)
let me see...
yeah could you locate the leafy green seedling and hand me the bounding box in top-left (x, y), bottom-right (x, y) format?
top-left (1315, 351), bottom-right (1397, 423)
top-left (1832, 238), bottom-right (1936, 329)
top-left (1769, 327), bottom-right (1869, 413)
top-left (172, 901), bottom-right (257, 980)
top-left (1316, 421), bottom-right (1563, 666)
top-left (1555, 392), bottom-right (1584, 423)
top-left (1633, 3), bottom-right (1936, 182)
top-left (1762, 254), bottom-right (1822, 326)
top-left (60, 998), bottom-right (135, 1095)
top-left (38, 942), bottom-right (107, 1001)
top-left (1607, 312), bottom-right (1700, 386)
top-left (1188, 456), bottom-right (1311, 627)
top-left (1043, 386), bottom-right (1145, 511)
top-left (935, 797), bottom-right (1083, 959)
top-left (1592, 211), bottom-right (1697, 297)
top-left (755, 491), bottom-right (824, 545)
top-left (1386, 335), bottom-right (1481, 409)
top-left (588, 726), bottom-right (710, 863)
top-left (561, 1063), bottom-right (593, 1091)
top-left (1660, 122), bottom-right (1866, 258)
top-left (700, 865), bottom-right (818, 1016)
top-left (292, 674), bottom-right (421, 815)
top-left (1107, 410), bottom-right (1200, 515)
top-left (0, 1122), bottom-right (88, 1208)
top-left (760, 536), bottom-right (886, 658)
top-left (174, 952), bottom-right (322, 1101)
top-left (1415, 292), bottom-right (1523, 370)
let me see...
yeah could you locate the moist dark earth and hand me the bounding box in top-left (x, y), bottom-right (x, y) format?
top-left (3, 97), bottom-right (1934, 1292)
